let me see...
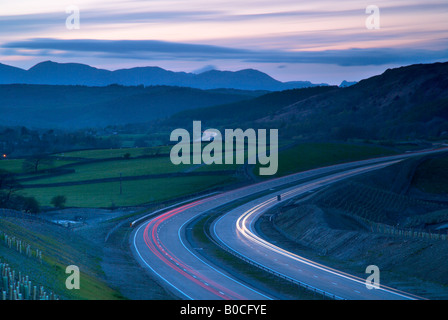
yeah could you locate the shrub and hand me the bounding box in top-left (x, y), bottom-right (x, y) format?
top-left (20, 196), bottom-right (40, 213)
top-left (51, 195), bottom-right (67, 209)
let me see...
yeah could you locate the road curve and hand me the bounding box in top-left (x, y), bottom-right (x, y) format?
top-left (211, 161), bottom-right (422, 300)
top-left (131, 147), bottom-right (448, 300)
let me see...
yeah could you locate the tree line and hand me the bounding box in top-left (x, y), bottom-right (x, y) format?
top-left (0, 126), bottom-right (121, 157)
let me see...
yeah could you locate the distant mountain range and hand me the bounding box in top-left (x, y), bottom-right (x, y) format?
top-left (0, 61), bottom-right (327, 91)
top-left (1, 60), bottom-right (446, 141)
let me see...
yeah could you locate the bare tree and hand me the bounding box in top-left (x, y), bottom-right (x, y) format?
top-left (22, 155), bottom-right (54, 173)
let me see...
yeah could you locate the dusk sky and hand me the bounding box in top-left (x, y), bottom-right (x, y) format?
top-left (2, 0), bottom-right (448, 84)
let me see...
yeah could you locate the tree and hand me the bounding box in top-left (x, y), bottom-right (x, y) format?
top-left (0, 169), bottom-right (40, 213)
top-left (0, 169), bottom-right (22, 206)
top-left (51, 195), bottom-right (67, 209)
top-left (20, 196), bottom-right (40, 213)
top-left (22, 155), bottom-right (54, 173)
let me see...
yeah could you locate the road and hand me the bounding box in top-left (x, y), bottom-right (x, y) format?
top-left (211, 162), bottom-right (421, 300)
top-left (131, 147), bottom-right (448, 300)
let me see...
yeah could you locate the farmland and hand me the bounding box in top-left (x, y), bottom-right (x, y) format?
top-left (22, 175), bottom-right (237, 208)
top-left (0, 142), bottom-right (416, 209)
top-left (2, 142), bottom-right (402, 208)
top-left (0, 146), bottom-right (240, 208)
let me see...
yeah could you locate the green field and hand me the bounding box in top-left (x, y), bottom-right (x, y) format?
top-left (2, 142), bottom-right (404, 209)
top-left (21, 175), bottom-right (237, 208)
top-left (256, 142), bottom-right (398, 177)
top-left (22, 157), bottom-right (192, 185)
top-left (0, 158), bottom-right (75, 174)
top-left (55, 146), bottom-right (170, 160)
top-left (0, 146), bottom-right (239, 208)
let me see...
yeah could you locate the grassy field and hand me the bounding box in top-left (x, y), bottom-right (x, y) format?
top-left (0, 158), bottom-right (75, 174)
top-left (55, 146), bottom-right (170, 160)
top-left (255, 142), bottom-right (398, 177)
top-left (21, 157), bottom-right (192, 185)
top-left (21, 175), bottom-right (237, 208)
top-left (0, 146), bottom-right (238, 208)
top-left (2, 142), bottom-right (401, 209)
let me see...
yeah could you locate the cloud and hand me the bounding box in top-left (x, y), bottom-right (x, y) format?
top-left (2, 38), bottom-right (253, 64)
top-left (0, 9), bottom-right (222, 28)
top-left (3, 37), bottom-right (448, 67)
top-left (1, 1), bottom-right (448, 70)
top-left (4, 38), bottom-right (242, 54)
top-left (0, 12), bottom-right (64, 33)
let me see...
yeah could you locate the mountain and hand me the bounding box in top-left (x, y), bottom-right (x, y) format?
top-left (339, 80), bottom-right (357, 87)
top-left (26, 61), bottom-right (111, 86)
top-left (163, 61), bottom-right (448, 141)
top-left (0, 63), bottom-right (27, 84)
top-left (185, 69), bottom-right (323, 91)
top-left (0, 61), bottom-right (327, 91)
top-left (2, 60), bottom-right (446, 140)
top-left (0, 84), bottom-right (264, 129)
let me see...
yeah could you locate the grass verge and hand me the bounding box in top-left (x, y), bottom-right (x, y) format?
top-left (255, 142), bottom-right (398, 178)
top-left (0, 216), bottom-right (125, 300)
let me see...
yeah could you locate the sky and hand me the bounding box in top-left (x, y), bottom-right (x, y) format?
top-left (1, 0), bottom-right (448, 85)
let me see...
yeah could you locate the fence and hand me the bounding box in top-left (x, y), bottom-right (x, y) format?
top-left (0, 260), bottom-right (58, 300)
top-left (369, 221), bottom-right (448, 241)
top-left (0, 231), bottom-right (43, 263)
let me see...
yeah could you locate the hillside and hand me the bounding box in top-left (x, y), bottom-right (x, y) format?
top-left (0, 84), bottom-right (262, 129)
top-left (164, 61), bottom-right (448, 141)
top-left (163, 86), bottom-right (338, 128)
top-left (260, 61), bottom-right (448, 140)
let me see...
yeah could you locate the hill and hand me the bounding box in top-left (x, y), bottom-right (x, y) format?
top-left (163, 61), bottom-right (448, 141)
top-left (262, 61), bottom-right (448, 140)
top-left (164, 86), bottom-right (338, 128)
top-left (0, 84), bottom-right (262, 129)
